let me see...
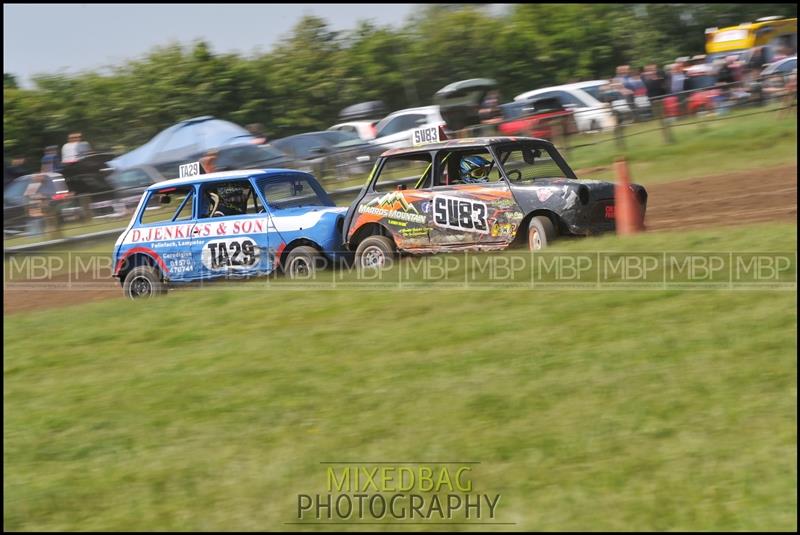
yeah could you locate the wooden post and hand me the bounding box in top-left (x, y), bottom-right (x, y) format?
top-left (657, 99), bottom-right (674, 145)
top-left (614, 113), bottom-right (626, 152)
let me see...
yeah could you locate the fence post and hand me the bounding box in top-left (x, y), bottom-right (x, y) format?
top-left (657, 98), bottom-right (674, 145)
top-left (614, 114), bottom-right (626, 152)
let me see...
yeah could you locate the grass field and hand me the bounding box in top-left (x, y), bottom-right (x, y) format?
top-left (566, 104), bottom-right (797, 183)
top-left (4, 223), bottom-right (797, 531)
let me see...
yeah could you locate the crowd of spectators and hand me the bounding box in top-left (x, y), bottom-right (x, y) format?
top-left (604, 44), bottom-right (796, 119)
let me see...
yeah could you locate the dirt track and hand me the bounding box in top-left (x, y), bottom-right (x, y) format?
top-left (4, 164), bottom-right (796, 315)
top-left (644, 164), bottom-right (797, 231)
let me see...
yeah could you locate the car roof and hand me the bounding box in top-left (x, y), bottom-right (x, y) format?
top-left (15, 172), bottom-right (65, 181)
top-left (384, 105), bottom-right (440, 118)
top-left (380, 136), bottom-right (547, 157)
top-left (515, 80), bottom-right (609, 100)
top-left (763, 55), bottom-right (797, 72)
top-left (146, 169), bottom-right (308, 190)
top-left (330, 121), bottom-right (375, 128)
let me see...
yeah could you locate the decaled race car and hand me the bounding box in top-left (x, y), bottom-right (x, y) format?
top-left (113, 168), bottom-right (346, 298)
top-left (342, 130), bottom-right (647, 268)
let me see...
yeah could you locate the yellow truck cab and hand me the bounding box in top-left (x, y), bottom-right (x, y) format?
top-left (705, 16), bottom-right (797, 64)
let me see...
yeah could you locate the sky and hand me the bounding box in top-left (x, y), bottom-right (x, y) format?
top-left (3, 3), bottom-right (454, 87)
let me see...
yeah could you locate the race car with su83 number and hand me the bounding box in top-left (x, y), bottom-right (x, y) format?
top-left (342, 134), bottom-right (648, 268)
top-left (113, 169), bottom-right (346, 299)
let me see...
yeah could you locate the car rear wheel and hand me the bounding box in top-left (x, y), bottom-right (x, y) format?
top-left (122, 266), bottom-right (166, 299)
top-left (285, 246), bottom-right (327, 279)
top-left (528, 216), bottom-right (556, 251)
top-left (355, 235), bottom-right (395, 270)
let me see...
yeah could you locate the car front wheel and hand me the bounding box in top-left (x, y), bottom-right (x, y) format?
top-left (122, 266), bottom-right (167, 299)
top-left (355, 235), bottom-right (395, 270)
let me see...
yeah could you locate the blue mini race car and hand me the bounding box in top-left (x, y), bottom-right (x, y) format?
top-left (113, 169), bottom-right (346, 298)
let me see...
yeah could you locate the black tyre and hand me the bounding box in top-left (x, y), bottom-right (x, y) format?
top-left (122, 265), bottom-right (166, 299)
top-left (528, 215), bottom-right (556, 251)
top-left (285, 245), bottom-right (327, 279)
top-left (354, 235), bottom-right (395, 270)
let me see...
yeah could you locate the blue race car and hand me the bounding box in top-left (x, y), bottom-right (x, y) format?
top-left (113, 169), bottom-right (346, 298)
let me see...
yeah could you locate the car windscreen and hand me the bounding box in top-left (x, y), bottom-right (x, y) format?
top-left (577, 84), bottom-right (605, 102)
top-left (257, 174), bottom-right (334, 210)
top-left (495, 143), bottom-right (574, 182)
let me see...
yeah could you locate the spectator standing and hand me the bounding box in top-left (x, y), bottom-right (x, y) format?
top-left (642, 64), bottom-right (666, 99)
top-left (61, 132), bottom-right (92, 164)
top-left (714, 56), bottom-right (738, 114)
top-left (40, 146), bottom-right (60, 173)
top-left (669, 61), bottom-right (689, 115)
top-left (479, 90), bottom-right (502, 123)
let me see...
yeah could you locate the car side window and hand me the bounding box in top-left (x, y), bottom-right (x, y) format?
top-left (555, 91), bottom-right (586, 107)
top-left (198, 180), bottom-right (263, 219)
top-left (140, 186), bottom-right (194, 225)
top-left (376, 117), bottom-right (404, 137)
top-left (374, 154), bottom-right (432, 192)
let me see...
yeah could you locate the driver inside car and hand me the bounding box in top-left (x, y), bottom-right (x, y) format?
top-left (455, 154), bottom-right (493, 184)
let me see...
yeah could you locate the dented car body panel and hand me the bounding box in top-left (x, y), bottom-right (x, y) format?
top-left (343, 136), bottom-right (647, 252)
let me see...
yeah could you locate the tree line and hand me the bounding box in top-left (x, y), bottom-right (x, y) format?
top-left (4, 3), bottom-right (796, 165)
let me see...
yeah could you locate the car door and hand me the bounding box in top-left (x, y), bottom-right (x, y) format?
top-left (348, 153), bottom-right (434, 251)
top-left (125, 185), bottom-right (198, 282)
top-left (427, 149), bottom-right (523, 249)
top-left (191, 178), bottom-right (273, 281)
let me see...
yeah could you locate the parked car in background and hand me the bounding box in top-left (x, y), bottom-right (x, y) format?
top-left (211, 143), bottom-right (292, 171)
top-left (514, 81), bottom-right (617, 132)
top-left (272, 131), bottom-right (382, 182)
top-left (762, 55), bottom-right (797, 78)
top-left (107, 164), bottom-right (167, 215)
top-left (761, 55), bottom-right (797, 97)
top-left (370, 106), bottom-right (448, 150)
top-left (328, 121), bottom-right (379, 141)
top-left (3, 172), bottom-right (82, 234)
top-left (57, 152), bottom-right (120, 219)
top-left (332, 101), bottom-right (385, 141)
top-left (498, 97), bottom-right (578, 140)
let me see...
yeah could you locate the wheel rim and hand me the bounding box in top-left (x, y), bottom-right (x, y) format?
top-left (129, 275), bottom-right (152, 299)
top-left (290, 257), bottom-right (311, 278)
top-left (361, 245), bottom-right (386, 268)
top-left (529, 228), bottom-right (542, 251)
